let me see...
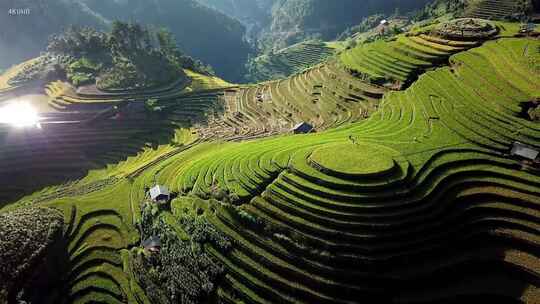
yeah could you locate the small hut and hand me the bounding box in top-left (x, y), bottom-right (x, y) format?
top-left (377, 19), bottom-right (390, 35)
top-left (510, 142), bottom-right (539, 161)
top-left (142, 236), bottom-right (162, 253)
top-left (292, 122), bottom-right (314, 134)
top-left (148, 185), bottom-right (170, 202)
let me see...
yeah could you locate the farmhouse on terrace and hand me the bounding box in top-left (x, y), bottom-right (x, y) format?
top-left (292, 122), bottom-right (314, 134)
top-left (510, 141), bottom-right (540, 161)
top-left (148, 185), bottom-right (170, 202)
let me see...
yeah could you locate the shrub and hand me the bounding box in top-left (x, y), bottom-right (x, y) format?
top-left (235, 209), bottom-right (262, 228)
top-left (0, 207), bottom-right (64, 301)
top-left (528, 105), bottom-right (540, 121)
top-left (133, 200), bottom-right (231, 303)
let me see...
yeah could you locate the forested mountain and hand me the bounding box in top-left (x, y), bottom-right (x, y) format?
top-left (0, 0), bottom-right (107, 73)
top-left (0, 0), bottom-right (250, 81)
top-left (81, 0), bottom-right (250, 81)
top-left (260, 0), bottom-right (433, 51)
top-left (194, 0), bottom-right (275, 42)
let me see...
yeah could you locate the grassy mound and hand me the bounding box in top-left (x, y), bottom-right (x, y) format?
top-left (309, 143), bottom-right (396, 178)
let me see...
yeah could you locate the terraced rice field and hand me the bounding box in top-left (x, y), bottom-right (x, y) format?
top-left (200, 61), bottom-right (384, 140)
top-left (166, 38), bottom-right (540, 303)
top-left (0, 58), bottom-right (42, 97)
top-left (1, 23), bottom-right (539, 304)
top-left (466, 0), bottom-right (519, 20)
top-left (247, 41), bottom-right (336, 82)
top-left (339, 31), bottom-right (486, 88)
top-left (0, 75), bottom-right (224, 202)
top-left (202, 24), bottom-right (502, 141)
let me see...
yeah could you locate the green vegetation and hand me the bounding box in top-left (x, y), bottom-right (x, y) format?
top-left (0, 207), bottom-right (65, 303)
top-left (1, 8), bottom-right (539, 304)
top-left (5, 55), bottom-right (66, 87)
top-left (337, 14), bottom-right (385, 41)
top-left (339, 19), bottom-right (500, 88)
top-left (2, 76), bottom-right (222, 202)
top-left (466, 0), bottom-right (532, 20)
top-left (131, 199), bottom-right (231, 304)
top-left (67, 57), bottom-right (102, 87)
top-left (411, 0), bottom-right (466, 21)
top-left (199, 59), bottom-right (383, 140)
top-left (0, 0), bottom-right (251, 81)
top-left (161, 37), bottom-right (540, 303)
top-left (47, 22), bottom-right (192, 91)
top-left (529, 104), bottom-right (540, 121)
top-left (259, 0), bottom-right (432, 52)
top-left (183, 69), bottom-right (234, 91)
top-left (245, 40), bottom-right (336, 82)
top-left (309, 143), bottom-right (397, 177)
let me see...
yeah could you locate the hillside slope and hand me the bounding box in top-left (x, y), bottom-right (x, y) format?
top-left (195, 0), bottom-right (275, 41)
top-left (164, 37), bottom-right (540, 303)
top-left (0, 0), bottom-right (249, 81)
top-left (0, 0), bottom-right (107, 71)
top-left (81, 0), bottom-right (251, 81)
top-left (0, 18), bottom-right (539, 304)
top-left (260, 0), bottom-right (432, 51)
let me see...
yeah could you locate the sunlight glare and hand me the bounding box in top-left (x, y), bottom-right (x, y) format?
top-left (0, 101), bottom-right (41, 128)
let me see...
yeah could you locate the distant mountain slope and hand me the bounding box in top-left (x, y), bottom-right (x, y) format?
top-left (194, 0), bottom-right (275, 42)
top-left (0, 0), bottom-right (250, 81)
top-left (82, 0), bottom-right (251, 81)
top-left (0, 0), bottom-right (107, 71)
top-left (260, 0), bottom-right (433, 51)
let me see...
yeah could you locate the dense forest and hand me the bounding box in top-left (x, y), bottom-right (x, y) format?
top-left (0, 0), bottom-right (107, 74)
top-left (46, 22), bottom-right (214, 90)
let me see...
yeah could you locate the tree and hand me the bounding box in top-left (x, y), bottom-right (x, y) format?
top-left (47, 26), bottom-right (108, 57)
top-left (110, 21), bottom-right (152, 55)
top-left (157, 28), bottom-right (179, 57)
top-left (145, 98), bottom-right (162, 113)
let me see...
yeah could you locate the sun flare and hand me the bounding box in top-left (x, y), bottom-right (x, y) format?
top-left (0, 101), bottom-right (41, 128)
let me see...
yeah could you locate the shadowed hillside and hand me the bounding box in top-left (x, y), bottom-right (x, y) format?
top-left (0, 0), bottom-right (250, 81)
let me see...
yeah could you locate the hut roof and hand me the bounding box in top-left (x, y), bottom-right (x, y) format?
top-left (142, 235), bottom-right (161, 249)
top-left (292, 122), bottom-right (314, 133)
top-left (149, 185), bottom-right (170, 200)
top-left (511, 142), bottom-right (539, 160)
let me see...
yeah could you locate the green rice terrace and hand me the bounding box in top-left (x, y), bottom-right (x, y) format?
top-left (466, 0), bottom-right (530, 20)
top-left (245, 40), bottom-right (338, 83)
top-left (0, 16), bottom-right (539, 304)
